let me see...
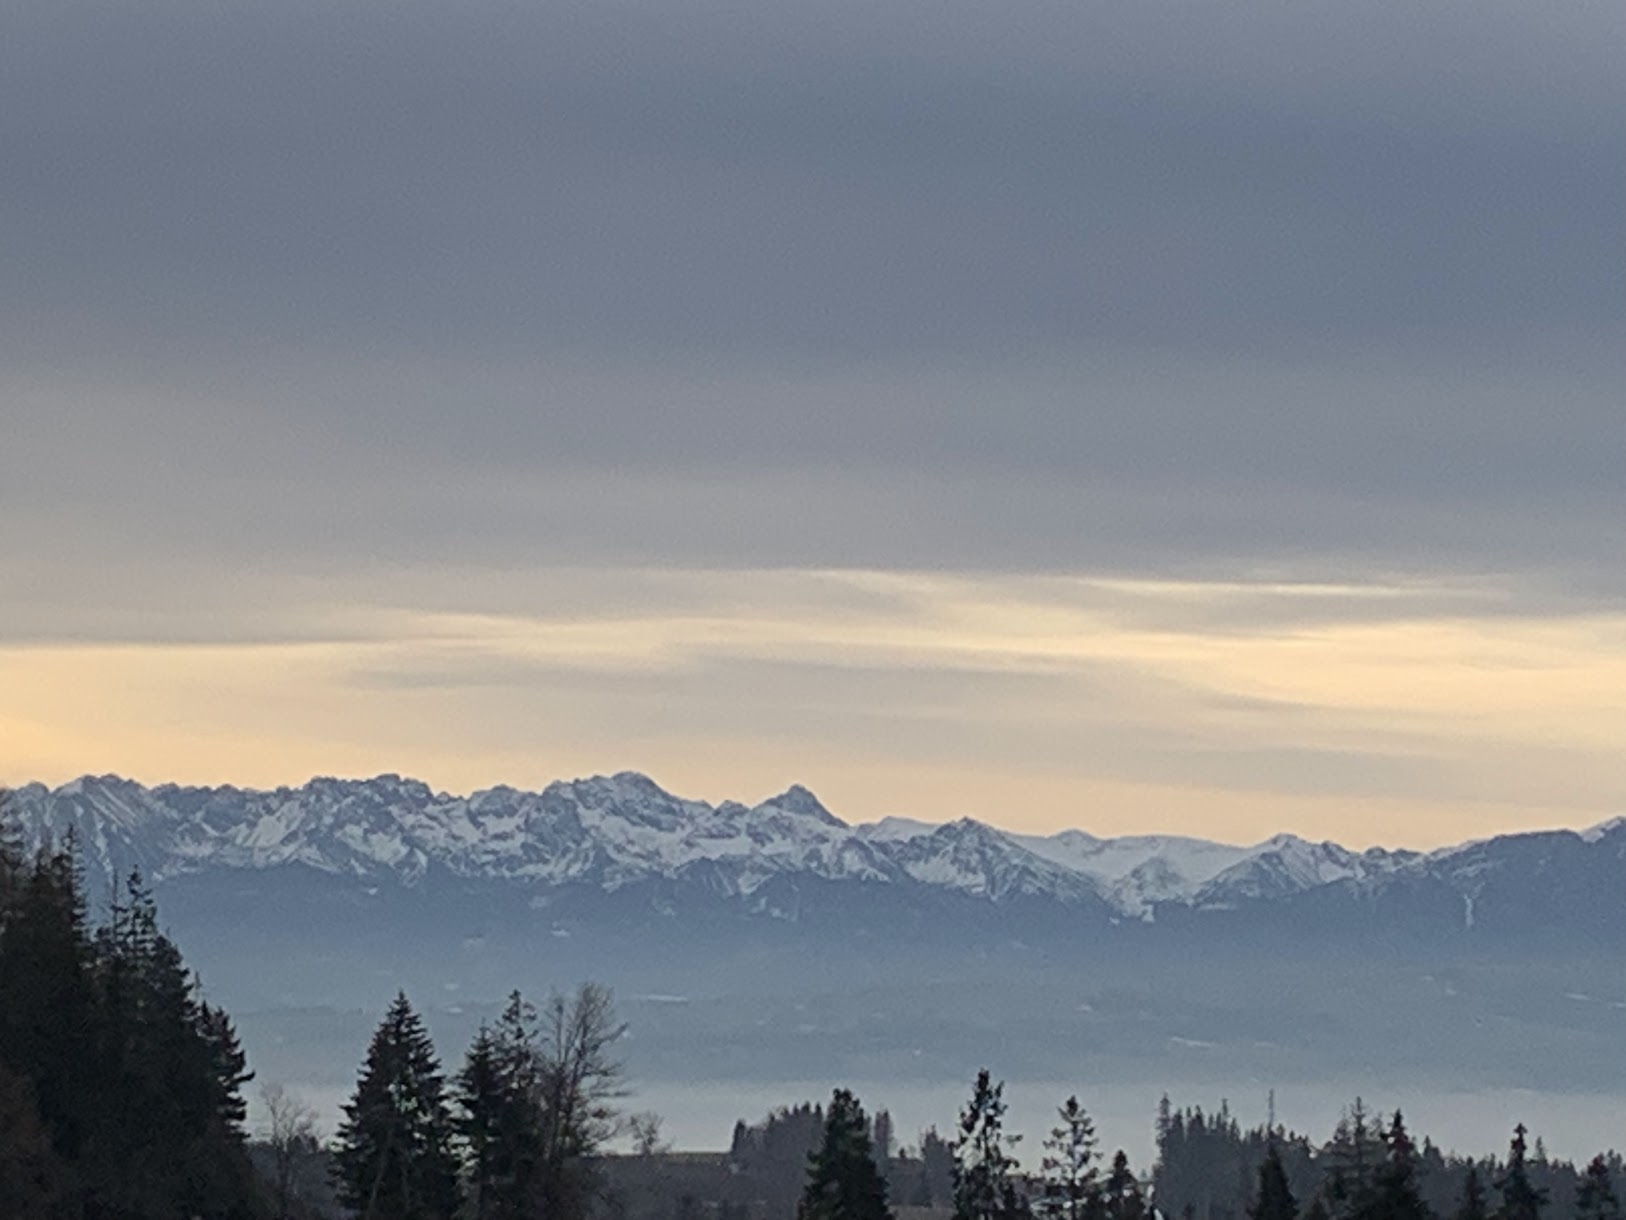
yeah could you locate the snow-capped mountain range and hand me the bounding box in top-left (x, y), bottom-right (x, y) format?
top-left (9, 772), bottom-right (1623, 924)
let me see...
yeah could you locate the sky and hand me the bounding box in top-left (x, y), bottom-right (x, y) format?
top-left (2, 0), bottom-right (1621, 849)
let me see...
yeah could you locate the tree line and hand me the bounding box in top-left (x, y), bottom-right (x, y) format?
top-left (718, 1074), bottom-right (1620, 1220)
top-left (1151, 1097), bottom-right (1622, 1220)
top-left (733, 1072), bottom-right (1148, 1220)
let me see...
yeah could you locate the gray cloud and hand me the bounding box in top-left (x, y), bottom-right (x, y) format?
top-left (5, 0), bottom-right (1620, 358)
top-left (1, 0), bottom-right (1621, 598)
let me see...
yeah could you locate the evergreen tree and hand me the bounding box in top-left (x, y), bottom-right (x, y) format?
top-left (1152, 1101), bottom-right (1261, 1220)
top-left (920, 1126), bottom-right (956, 1207)
top-left (1103, 1150), bottom-right (1144, 1220)
top-left (199, 1000), bottom-right (255, 1133)
top-left (1038, 1096), bottom-right (1100, 1220)
top-left (0, 790), bottom-right (24, 922)
top-left (1324, 1100), bottom-right (1381, 1220)
top-left (1576, 1156), bottom-right (1621, 1220)
top-left (800, 1088), bottom-right (893, 1220)
top-left (334, 992), bottom-right (462, 1220)
top-left (0, 1059), bottom-right (62, 1220)
top-left (730, 1101), bottom-right (830, 1216)
top-left (874, 1111), bottom-right (895, 1166)
top-left (1249, 1143), bottom-right (1297, 1220)
top-left (458, 1023), bottom-right (508, 1220)
top-left (0, 797), bottom-right (64, 1217)
top-left (186, 999), bottom-right (260, 1218)
top-left (86, 872), bottom-right (232, 1216)
top-left (1151, 1098), bottom-right (1187, 1220)
top-left (1454, 1167), bottom-right (1488, 1220)
top-left (952, 1069), bottom-right (1026, 1220)
top-left (1496, 1126), bottom-right (1545, 1220)
top-left (731, 1119), bottom-right (754, 1163)
top-left (456, 994), bottom-right (548, 1220)
top-left (1368, 1112), bottom-right (1430, 1220)
top-left (0, 841), bottom-right (259, 1219)
top-left (0, 843), bottom-right (98, 1168)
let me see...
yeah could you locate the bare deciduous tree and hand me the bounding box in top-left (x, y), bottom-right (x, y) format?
top-left (628, 1112), bottom-right (669, 1158)
top-left (536, 982), bottom-right (628, 1220)
top-left (261, 1082), bottom-right (321, 1220)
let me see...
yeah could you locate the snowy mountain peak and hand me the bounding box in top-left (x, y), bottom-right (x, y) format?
top-left (881, 817), bottom-right (1107, 903)
top-left (6, 773), bottom-right (1619, 925)
top-left (855, 816), bottom-right (937, 842)
top-left (1190, 834), bottom-right (1417, 908)
top-left (1043, 828), bottom-right (1105, 850)
top-left (760, 784), bottom-right (843, 826)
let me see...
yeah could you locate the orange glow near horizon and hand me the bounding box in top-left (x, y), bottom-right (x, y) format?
top-left (3, 570), bottom-right (1621, 850)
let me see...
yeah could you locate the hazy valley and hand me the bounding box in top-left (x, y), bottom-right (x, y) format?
top-left (11, 772), bottom-right (1624, 1159)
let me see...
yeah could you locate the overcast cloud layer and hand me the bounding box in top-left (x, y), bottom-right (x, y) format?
top-left (2, 0), bottom-right (1621, 839)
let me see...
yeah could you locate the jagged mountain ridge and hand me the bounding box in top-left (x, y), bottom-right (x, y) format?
top-left (8, 772), bottom-right (1622, 926)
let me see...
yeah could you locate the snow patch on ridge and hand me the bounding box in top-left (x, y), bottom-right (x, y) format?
top-left (1580, 815), bottom-right (1626, 844)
